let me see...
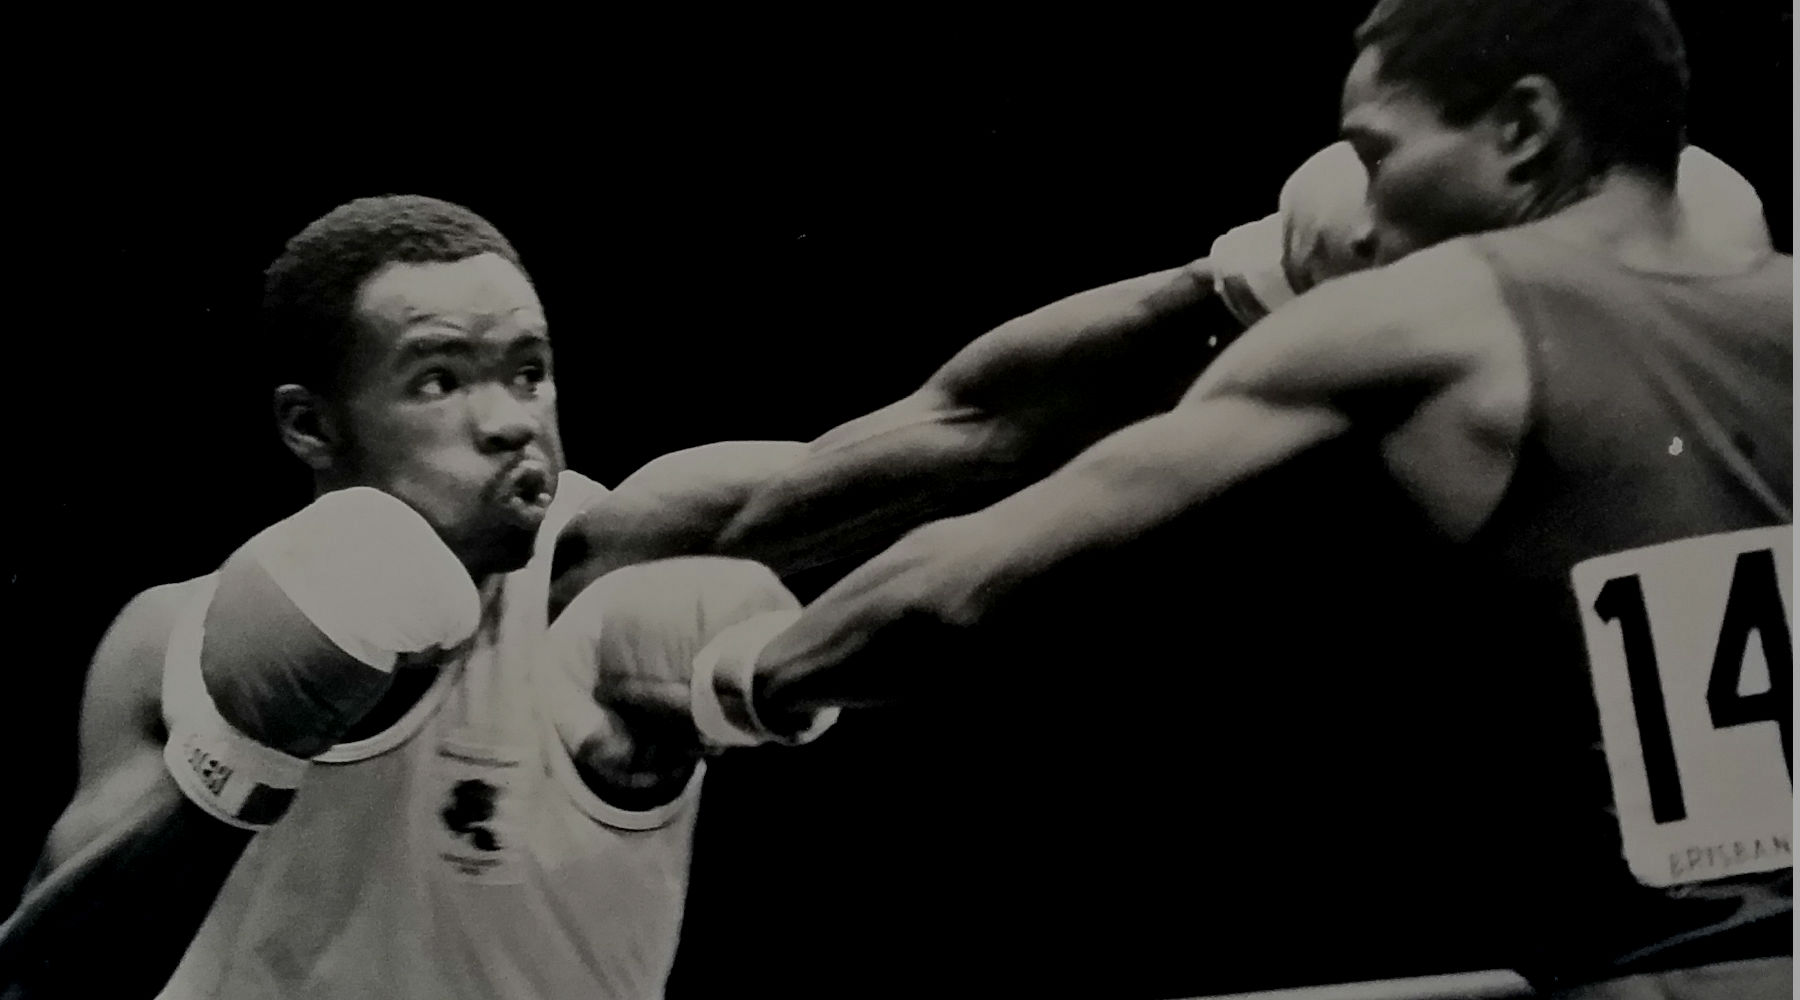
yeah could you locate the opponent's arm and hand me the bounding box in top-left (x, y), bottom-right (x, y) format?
top-left (741, 248), bottom-right (1512, 722)
top-left (0, 585), bottom-right (250, 1000)
top-left (549, 441), bottom-right (810, 619)
top-left (713, 262), bottom-right (1228, 574)
top-left (550, 263), bottom-right (1229, 614)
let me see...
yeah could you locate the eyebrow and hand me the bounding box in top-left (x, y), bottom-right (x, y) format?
top-left (391, 329), bottom-right (550, 368)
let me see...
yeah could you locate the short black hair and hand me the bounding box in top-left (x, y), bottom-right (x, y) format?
top-left (261, 195), bottom-right (526, 394)
top-left (1355, 0), bottom-right (1689, 182)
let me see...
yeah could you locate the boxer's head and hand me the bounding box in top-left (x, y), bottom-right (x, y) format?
top-left (264, 195), bottom-right (565, 578)
top-left (1342, 0), bottom-right (1689, 260)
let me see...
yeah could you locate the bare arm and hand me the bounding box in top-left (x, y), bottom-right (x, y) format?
top-left (550, 262), bottom-right (1229, 615)
top-left (550, 441), bottom-right (812, 619)
top-left (714, 262), bottom-right (1229, 572)
top-left (1, 584), bottom-right (252, 1000)
top-left (746, 246), bottom-right (1518, 720)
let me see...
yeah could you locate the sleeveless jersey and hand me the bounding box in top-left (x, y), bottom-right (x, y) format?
top-left (158, 471), bottom-right (705, 1000)
top-left (1455, 224), bottom-right (1792, 989)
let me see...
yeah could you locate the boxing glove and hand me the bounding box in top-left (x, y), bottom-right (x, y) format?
top-left (541, 557), bottom-right (834, 822)
top-left (163, 487), bottom-right (481, 829)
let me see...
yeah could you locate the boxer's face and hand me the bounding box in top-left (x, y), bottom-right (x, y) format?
top-left (329, 253), bottom-right (565, 578)
top-left (1339, 46), bottom-right (1519, 263)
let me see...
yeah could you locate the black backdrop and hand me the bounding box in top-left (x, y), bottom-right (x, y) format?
top-left (3, 7), bottom-right (1789, 998)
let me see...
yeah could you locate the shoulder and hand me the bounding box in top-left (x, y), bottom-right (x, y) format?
top-left (78, 576), bottom-right (214, 763)
top-left (85, 579), bottom-right (210, 726)
top-left (1191, 239), bottom-right (1527, 416)
top-left (1311, 237), bottom-right (1515, 354)
top-left (99, 577), bottom-right (209, 674)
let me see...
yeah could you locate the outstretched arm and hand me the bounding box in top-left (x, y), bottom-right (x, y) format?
top-left (743, 246), bottom-right (1511, 722)
top-left (552, 260), bottom-right (1235, 613)
top-left (714, 261), bottom-right (1231, 573)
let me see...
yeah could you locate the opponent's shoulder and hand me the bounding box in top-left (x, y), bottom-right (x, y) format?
top-left (1323, 237), bottom-right (1515, 353)
top-left (1199, 238), bottom-right (1519, 404)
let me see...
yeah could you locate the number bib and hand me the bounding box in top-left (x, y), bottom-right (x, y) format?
top-left (1572, 525), bottom-right (1793, 888)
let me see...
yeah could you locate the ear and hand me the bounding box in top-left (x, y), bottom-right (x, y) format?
top-left (1489, 74), bottom-right (1567, 179)
top-left (273, 384), bottom-right (343, 473)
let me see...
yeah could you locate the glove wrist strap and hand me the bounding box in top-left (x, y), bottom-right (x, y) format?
top-left (161, 579), bottom-right (308, 831)
top-left (691, 610), bottom-right (840, 749)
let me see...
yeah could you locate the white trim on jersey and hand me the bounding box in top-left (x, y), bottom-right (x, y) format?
top-left (538, 706), bottom-right (707, 832)
top-left (313, 661), bottom-right (461, 764)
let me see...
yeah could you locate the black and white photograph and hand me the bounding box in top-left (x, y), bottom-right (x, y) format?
top-left (0, 3), bottom-right (1792, 998)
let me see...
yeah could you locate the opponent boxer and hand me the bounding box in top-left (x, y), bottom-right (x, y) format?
top-left (553, 137), bottom-right (1769, 609)
top-left (633, 1), bottom-right (1791, 996)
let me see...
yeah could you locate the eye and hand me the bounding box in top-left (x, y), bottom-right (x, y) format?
top-left (513, 362), bottom-right (550, 392)
top-left (414, 369), bottom-right (459, 398)
top-left (1343, 131), bottom-right (1389, 178)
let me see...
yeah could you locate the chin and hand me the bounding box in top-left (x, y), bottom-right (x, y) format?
top-left (456, 527), bottom-right (540, 580)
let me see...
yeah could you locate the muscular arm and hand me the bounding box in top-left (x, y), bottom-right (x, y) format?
top-left (715, 262), bottom-right (1228, 571)
top-left (748, 245), bottom-right (1523, 719)
top-left (0, 584), bottom-right (251, 1000)
top-left (551, 261), bottom-right (1232, 616)
top-left (550, 441), bottom-right (813, 619)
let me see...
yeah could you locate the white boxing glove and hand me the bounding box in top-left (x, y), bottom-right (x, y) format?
top-left (163, 487), bottom-right (481, 829)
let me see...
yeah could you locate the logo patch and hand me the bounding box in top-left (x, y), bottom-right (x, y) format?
top-left (429, 732), bottom-right (535, 884)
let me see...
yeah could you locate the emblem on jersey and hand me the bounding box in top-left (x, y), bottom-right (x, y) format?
top-left (430, 732), bottom-right (535, 885)
top-left (442, 779), bottom-right (503, 852)
top-left (1571, 525), bottom-right (1793, 889)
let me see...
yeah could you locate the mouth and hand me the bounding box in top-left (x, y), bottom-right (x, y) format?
top-left (495, 461), bottom-right (556, 529)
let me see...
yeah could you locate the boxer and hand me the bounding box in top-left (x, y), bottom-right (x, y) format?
top-left (592, 1), bottom-right (1793, 996)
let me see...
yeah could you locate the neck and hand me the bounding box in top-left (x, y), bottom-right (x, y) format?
top-left (1527, 166), bottom-right (1756, 275)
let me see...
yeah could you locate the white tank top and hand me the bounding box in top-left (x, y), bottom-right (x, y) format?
top-left (158, 472), bottom-right (705, 1000)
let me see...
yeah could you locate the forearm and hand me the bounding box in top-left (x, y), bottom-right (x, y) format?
top-left (2, 759), bottom-right (251, 999)
top-left (752, 395), bottom-right (1348, 720)
top-left (715, 396), bottom-right (1036, 575)
top-left (550, 442), bottom-right (812, 618)
top-left (718, 263), bottom-right (1227, 574)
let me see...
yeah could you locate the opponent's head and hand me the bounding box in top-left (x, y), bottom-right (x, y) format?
top-left (1343, 0), bottom-right (1690, 260)
top-left (1211, 139), bottom-right (1767, 328)
top-left (264, 195), bottom-right (564, 578)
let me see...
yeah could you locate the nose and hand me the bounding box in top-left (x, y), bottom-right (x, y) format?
top-left (471, 383), bottom-right (539, 454)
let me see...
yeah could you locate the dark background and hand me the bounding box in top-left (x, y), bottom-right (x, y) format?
top-left (3, 7), bottom-right (1788, 997)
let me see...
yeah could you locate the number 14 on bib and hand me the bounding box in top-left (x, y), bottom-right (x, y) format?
top-left (1573, 525), bottom-right (1792, 889)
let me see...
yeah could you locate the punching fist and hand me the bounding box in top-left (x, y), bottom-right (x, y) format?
top-left (542, 557), bottom-right (810, 806)
top-left (163, 488), bottom-right (480, 828)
